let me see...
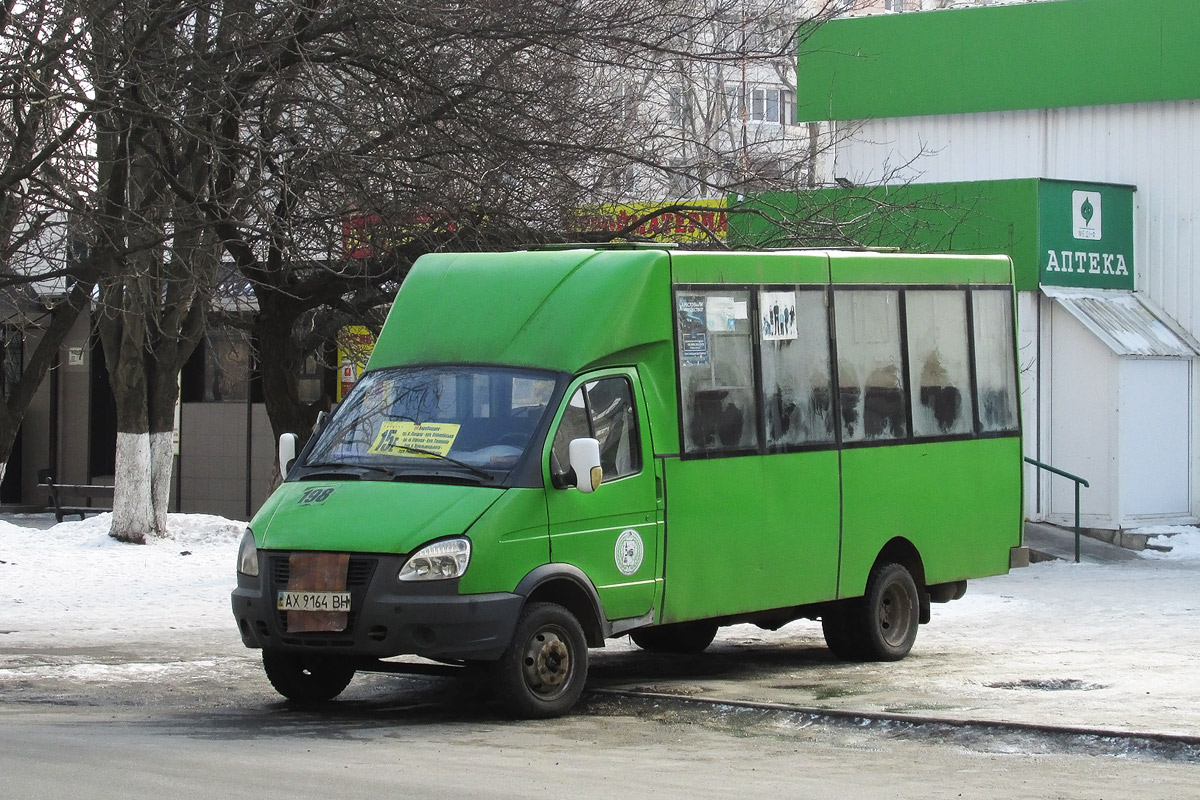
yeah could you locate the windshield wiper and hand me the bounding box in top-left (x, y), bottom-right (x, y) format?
top-left (386, 446), bottom-right (495, 483)
top-left (300, 462), bottom-right (398, 480)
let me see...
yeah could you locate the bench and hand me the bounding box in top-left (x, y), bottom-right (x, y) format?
top-left (36, 470), bottom-right (114, 522)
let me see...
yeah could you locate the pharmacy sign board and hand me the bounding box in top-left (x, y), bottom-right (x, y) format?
top-left (1039, 180), bottom-right (1134, 290)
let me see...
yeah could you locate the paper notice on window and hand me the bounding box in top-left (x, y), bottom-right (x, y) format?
top-left (677, 295), bottom-right (709, 366)
top-left (368, 421), bottom-right (460, 456)
top-left (760, 290), bottom-right (798, 341)
top-left (706, 296), bottom-right (743, 331)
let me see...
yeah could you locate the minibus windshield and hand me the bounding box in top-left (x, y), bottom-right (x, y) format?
top-left (300, 366), bottom-right (559, 482)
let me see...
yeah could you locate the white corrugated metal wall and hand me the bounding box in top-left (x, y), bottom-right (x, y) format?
top-left (830, 100), bottom-right (1200, 336)
top-left (828, 100), bottom-right (1199, 525)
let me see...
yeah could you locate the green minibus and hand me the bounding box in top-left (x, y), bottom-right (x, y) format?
top-left (231, 246), bottom-right (1025, 718)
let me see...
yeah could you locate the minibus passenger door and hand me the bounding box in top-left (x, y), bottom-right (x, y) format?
top-left (544, 371), bottom-right (660, 621)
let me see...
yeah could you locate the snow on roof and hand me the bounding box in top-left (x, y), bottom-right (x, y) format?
top-left (1042, 286), bottom-right (1200, 358)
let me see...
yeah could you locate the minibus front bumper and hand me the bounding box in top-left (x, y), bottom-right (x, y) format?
top-left (231, 551), bottom-right (524, 661)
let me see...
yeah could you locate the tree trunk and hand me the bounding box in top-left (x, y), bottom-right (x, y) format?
top-left (150, 430), bottom-right (174, 534)
top-left (112, 431), bottom-right (155, 544)
top-left (256, 290), bottom-right (320, 450)
top-left (103, 284), bottom-right (157, 543)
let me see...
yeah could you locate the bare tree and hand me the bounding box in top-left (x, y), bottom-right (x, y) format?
top-left (208, 0), bottom-right (849, 454)
top-left (0, 2), bottom-right (102, 489)
top-left (3, 0), bottom-right (953, 544)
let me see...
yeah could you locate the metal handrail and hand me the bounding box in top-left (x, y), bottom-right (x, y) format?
top-left (1024, 457), bottom-right (1090, 563)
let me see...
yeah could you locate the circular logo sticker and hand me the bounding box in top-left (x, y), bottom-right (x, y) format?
top-left (614, 529), bottom-right (644, 576)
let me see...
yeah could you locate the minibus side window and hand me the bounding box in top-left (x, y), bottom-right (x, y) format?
top-left (676, 290), bottom-right (758, 454)
top-left (834, 289), bottom-right (908, 442)
top-left (759, 288), bottom-right (835, 448)
top-left (971, 289), bottom-right (1019, 433)
top-left (906, 290), bottom-right (974, 437)
top-left (550, 377), bottom-right (642, 487)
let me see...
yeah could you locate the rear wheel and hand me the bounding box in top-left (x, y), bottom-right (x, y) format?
top-left (822, 562), bottom-right (920, 662)
top-left (491, 602), bottom-right (588, 719)
top-left (261, 651), bottom-right (356, 702)
top-left (859, 562), bottom-right (920, 661)
top-left (629, 621), bottom-right (719, 654)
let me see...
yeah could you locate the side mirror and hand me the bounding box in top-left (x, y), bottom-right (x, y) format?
top-left (278, 433), bottom-right (298, 480)
top-left (568, 437), bottom-right (602, 494)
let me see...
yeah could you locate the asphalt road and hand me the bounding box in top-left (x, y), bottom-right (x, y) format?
top-left (3, 637), bottom-right (1199, 800)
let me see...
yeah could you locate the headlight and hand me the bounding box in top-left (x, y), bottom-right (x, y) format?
top-left (398, 537), bottom-right (471, 581)
top-left (237, 529), bottom-right (259, 577)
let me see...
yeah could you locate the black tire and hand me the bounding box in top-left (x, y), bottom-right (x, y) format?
top-left (629, 621), bottom-right (719, 654)
top-left (491, 602), bottom-right (588, 719)
top-left (821, 600), bottom-right (869, 661)
top-left (261, 650), bottom-right (356, 702)
top-left (859, 562), bottom-right (920, 661)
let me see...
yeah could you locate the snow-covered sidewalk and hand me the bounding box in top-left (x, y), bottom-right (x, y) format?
top-left (0, 513), bottom-right (243, 646)
top-left (2, 512), bottom-right (1199, 736)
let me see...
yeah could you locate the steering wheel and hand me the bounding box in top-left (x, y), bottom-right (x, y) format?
top-left (497, 432), bottom-right (527, 447)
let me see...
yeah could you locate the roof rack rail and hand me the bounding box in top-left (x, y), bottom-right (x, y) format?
top-left (527, 241), bottom-right (678, 251)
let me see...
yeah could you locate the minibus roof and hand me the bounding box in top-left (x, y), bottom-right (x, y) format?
top-left (369, 247), bottom-right (674, 374)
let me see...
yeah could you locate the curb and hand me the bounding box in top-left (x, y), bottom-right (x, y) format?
top-left (587, 688), bottom-right (1200, 758)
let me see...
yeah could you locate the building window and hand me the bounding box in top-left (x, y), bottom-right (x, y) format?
top-left (614, 82), bottom-right (639, 120)
top-left (610, 165), bottom-right (637, 195)
top-left (667, 159), bottom-right (696, 197)
top-left (727, 85), bottom-right (793, 125)
top-left (667, 88), bottom-right (692, 128)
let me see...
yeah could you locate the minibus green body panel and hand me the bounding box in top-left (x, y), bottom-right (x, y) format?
top-left (669, 249), bottom-right (832, 285)
top-left (254, 481), bottom-right (505, 554)
top-left (659, 451), bottom-right (842, 622)
top-left (838, 436), bottom-right (1024, 598)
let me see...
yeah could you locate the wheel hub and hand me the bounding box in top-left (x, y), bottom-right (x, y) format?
top-left (877, 584), bottom-right (913, 646)
top-left (523, 630), bottom-right (571, 695)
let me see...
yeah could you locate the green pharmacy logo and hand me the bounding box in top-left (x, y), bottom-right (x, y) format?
top-left (1072, 190), bottom-right (1102, 241)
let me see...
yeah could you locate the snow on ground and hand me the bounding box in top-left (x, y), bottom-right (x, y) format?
top-left (1135, 525), bottom-right (1200, 559)
top-left (0, 513), bottom-right (244, 644)
top-left (2, 513), bottom-right (1199, 733)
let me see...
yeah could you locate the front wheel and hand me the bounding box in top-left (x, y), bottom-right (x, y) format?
top-left (261, 650), bottom-right (356, 702)
top-left (491, 602), bottom-right (588, 719)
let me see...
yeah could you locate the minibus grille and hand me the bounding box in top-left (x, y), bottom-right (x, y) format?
top-left (269, 554), bottom-right (378, 644)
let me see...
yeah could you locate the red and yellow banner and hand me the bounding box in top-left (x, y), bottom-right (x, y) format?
top-left (572, 199), bottom-right (728, 242)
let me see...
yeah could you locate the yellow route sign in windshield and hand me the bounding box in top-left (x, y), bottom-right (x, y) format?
top-left (368, 421), bottom-right (461, 457)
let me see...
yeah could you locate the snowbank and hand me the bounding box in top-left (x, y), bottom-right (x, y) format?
top-left (0, 513), bottom-right (243, 644)
top-left (1131, 525), bottom-right (1200, 559)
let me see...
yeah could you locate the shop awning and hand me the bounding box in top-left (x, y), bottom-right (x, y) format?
top-left (1042, 287), bottom-right (1200, 358)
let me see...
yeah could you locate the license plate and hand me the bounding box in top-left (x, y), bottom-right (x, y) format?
top-left (276, 591), bottom-right (352, 612)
